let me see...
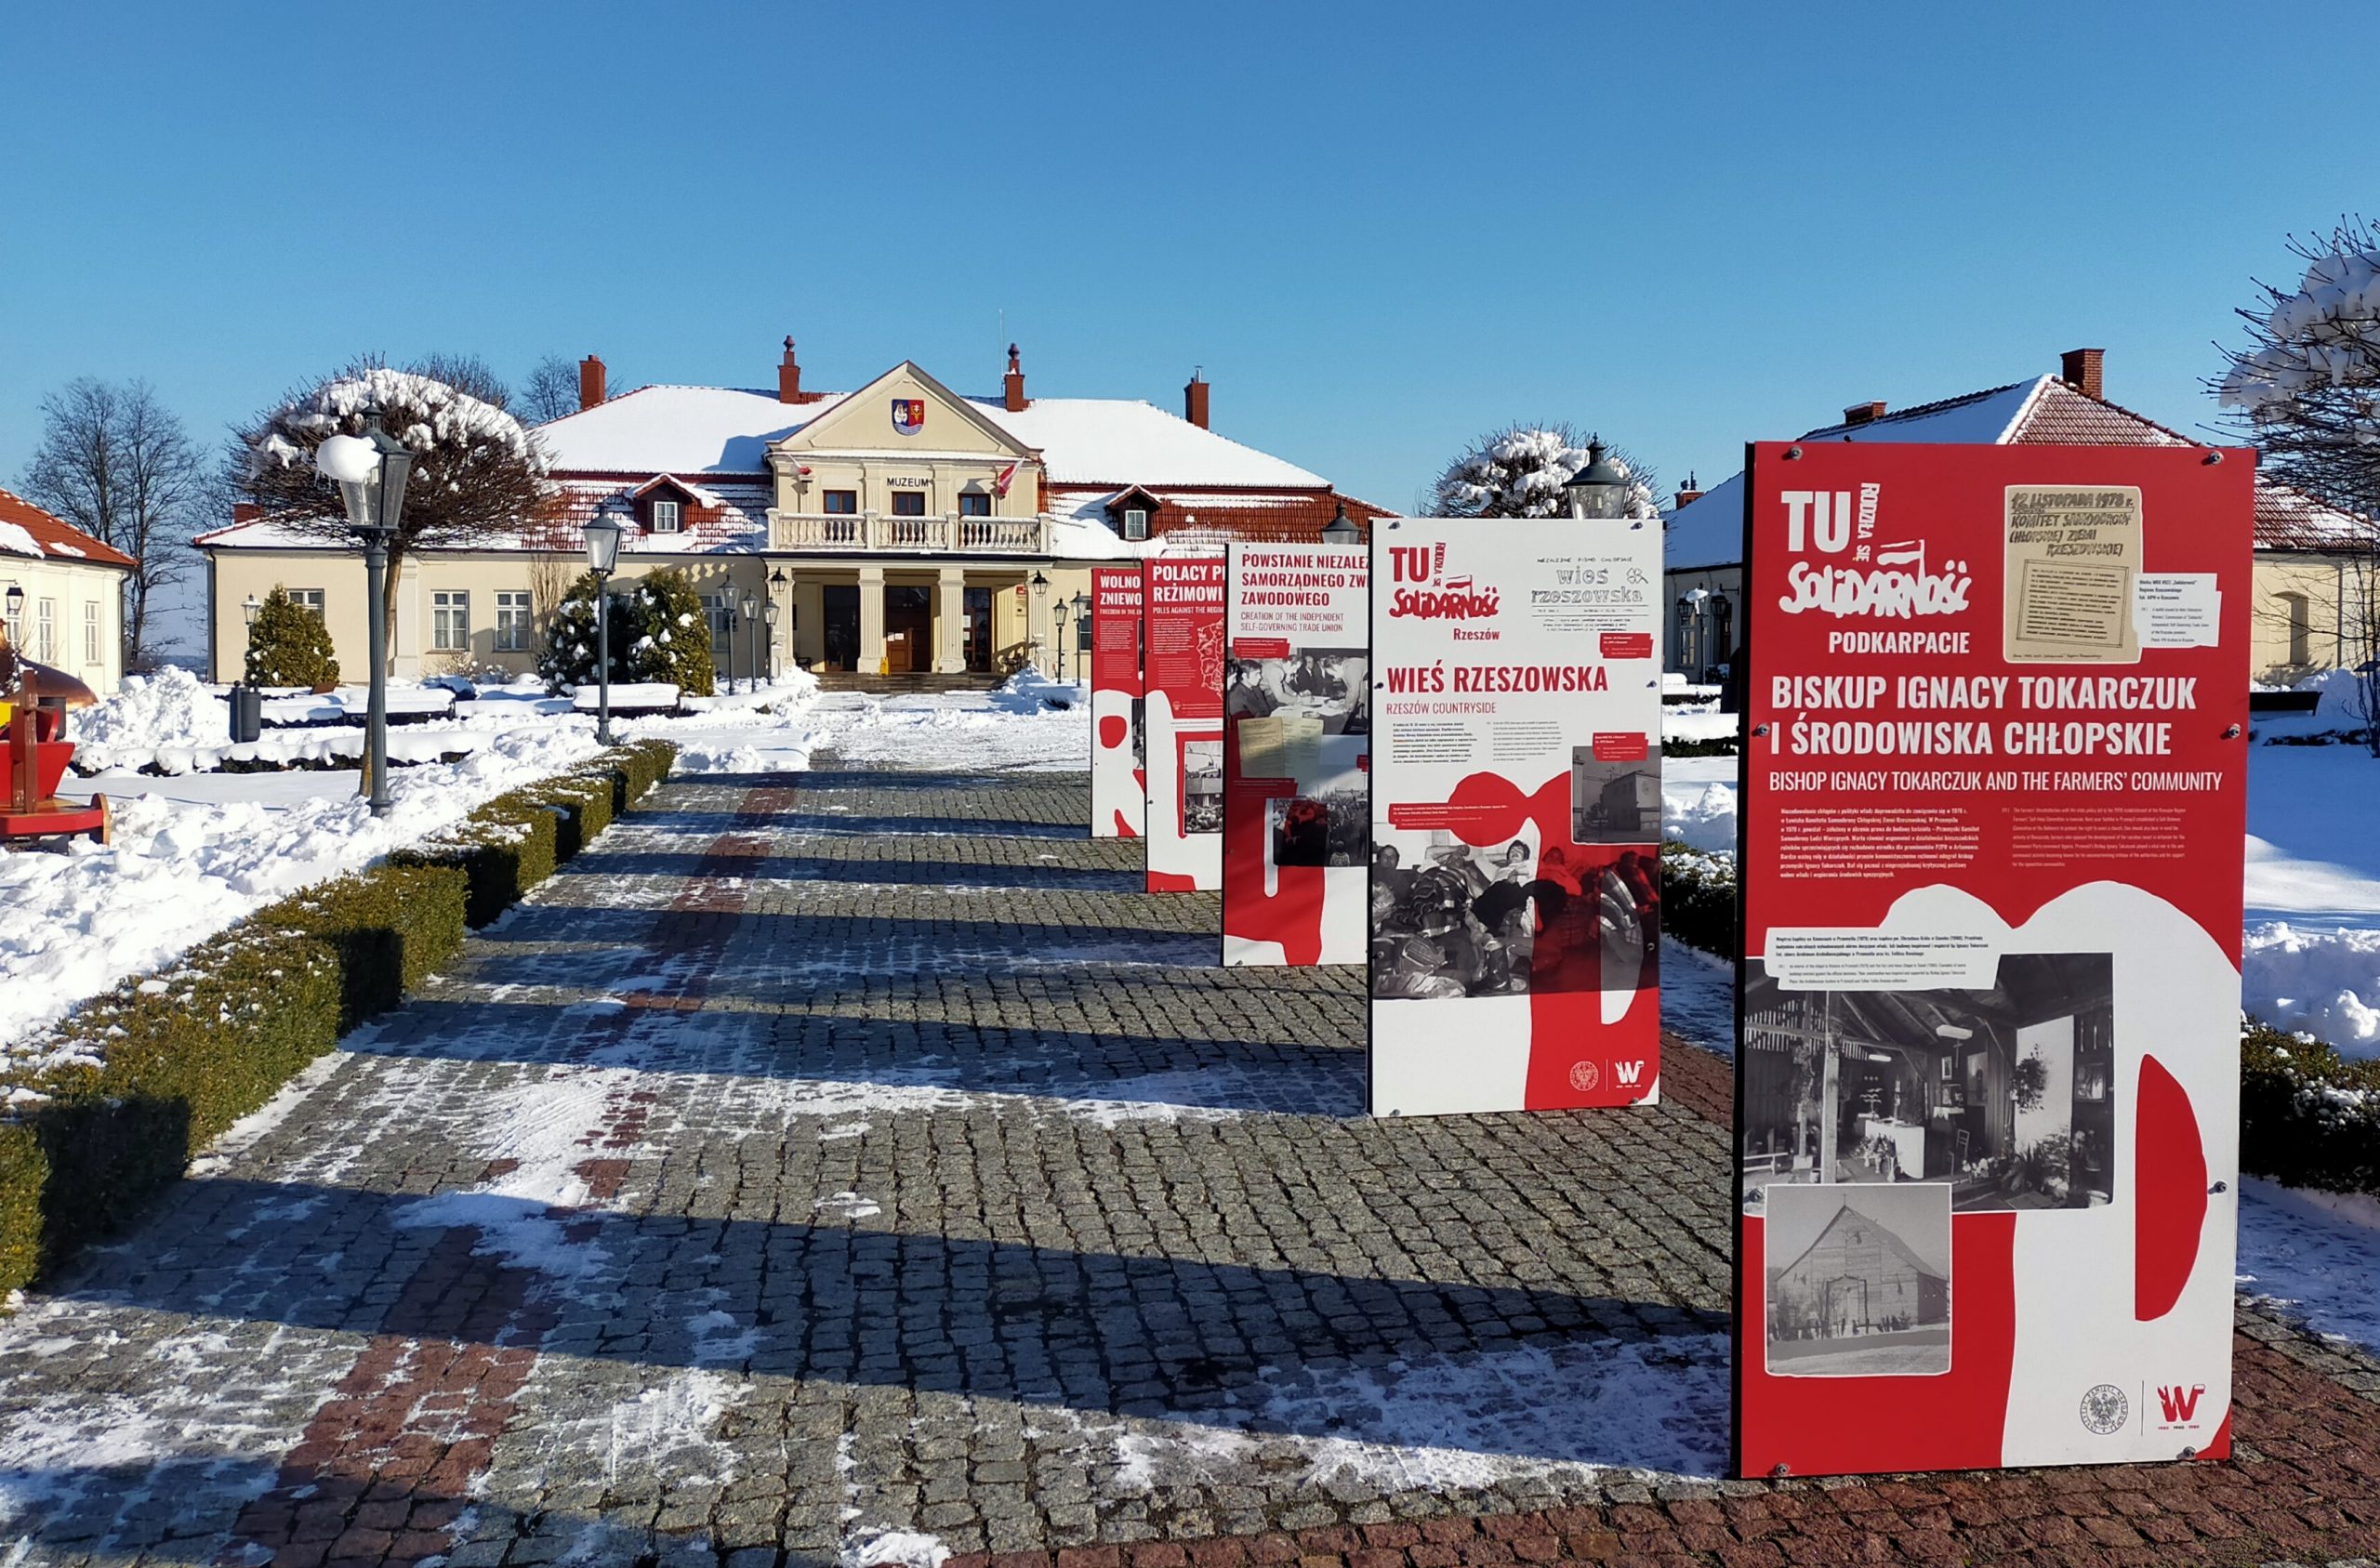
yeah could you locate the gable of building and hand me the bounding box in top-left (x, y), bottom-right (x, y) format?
top-left (777, 361), bottom-right (1035, 462)
top-left (1772, 1202), bottom-right (1948, 1289)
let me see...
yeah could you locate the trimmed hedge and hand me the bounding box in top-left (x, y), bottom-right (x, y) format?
top-left (2241, 1022), bottom-right (2380, 1196)
top-left (0, 741), bottom-right (678, 1293)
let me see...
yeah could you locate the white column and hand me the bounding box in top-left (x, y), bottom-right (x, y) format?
top-left (858, 566), bottom-right (886, 673)
top-left (934, 567), bottom-right (967, 674)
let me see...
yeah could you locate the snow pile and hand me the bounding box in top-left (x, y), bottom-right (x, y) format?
top-left (841, 1529), bottom-right (952, 1568)
top-left (2242, 923), bottom-right (2380, 1048)
top-left (0, 725), bottom-right (602, 1072)
top-left (72, 666), bottom-right (229, 767)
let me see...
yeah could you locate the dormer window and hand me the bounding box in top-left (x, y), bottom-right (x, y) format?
top-left (1123, 507), bottom-right (1149, 541)
top-left (651, 498), bottom-right (681, 534)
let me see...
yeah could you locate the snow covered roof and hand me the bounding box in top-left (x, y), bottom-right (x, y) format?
top-left (1665, 370), bottom-right (2361, 568)
top-left (0, 485), bottom-right (136, 569)
top-left (536, 385), bottom-right (850, 474)
top-left (975, 398), bottom-right (1327, 488)
top-left (525, 369), bottom-right (1331, 492)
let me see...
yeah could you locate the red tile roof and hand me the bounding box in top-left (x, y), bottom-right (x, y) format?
top-left (0, 485), bottom-right (136, 569)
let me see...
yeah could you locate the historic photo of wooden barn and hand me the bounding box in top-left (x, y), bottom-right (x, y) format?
top-left (1765, 1183), bottom-right (1952, 1377)
top-left (1739, 953), bottom-right (2115, 1212)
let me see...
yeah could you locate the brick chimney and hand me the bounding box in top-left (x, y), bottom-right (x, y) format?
top-left (1673, 474), bottom-right (1703, 509)
top-left (779, 337), bottom-right (802, 403)
top-left (1004, 343), bottom-right (1028, 412)
top-left (2061, 347), bottom-right (2105, 401)
top-left (1843, 400), bottom-right (1887, 427)
top-left (1184, 368), bottom-right (1210, 429)
top-left (578, 354), bottom-right (606, 411)
top-left (231, 502), bottom-right (261, 524)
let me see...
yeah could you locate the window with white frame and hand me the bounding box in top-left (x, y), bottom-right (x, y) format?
top-left (290, 588), bottom-right (325, 620)
top-left (431, 590), bottom-right (470, 652)
top-left (84, 601), bottom-right (100, 664)
top-left (651, 498), bottom-right (681, 534)
top-left (1123, 507), bottom-right (1149, 541)
top-left (495, 590), bottom-right (533, 652)
top-left (35, 599), bottom-right (56, 661)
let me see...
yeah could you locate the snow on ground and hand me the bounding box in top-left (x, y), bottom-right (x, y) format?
top-left (5, 670), bottom-right (832, 1074)
top-left (2237, 1178), bottom-right (2380, 1353)
top-left (801, 672), bottom-right (1090, 771)
top-left (0, 727), bottom-right (612, 1074)
top-left (1090, 1332), bottom-right (1726, 1496)
top-left (1660, 754), bottom-right (1738, 853)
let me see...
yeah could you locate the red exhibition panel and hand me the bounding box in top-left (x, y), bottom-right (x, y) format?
top-left (1734, 441), bottom-right (2254, 1478)
top-left (1367, 518), bottom-right (1663, 1115)
top-left (1221, 543), bottom-right (1369, 967)
top-left (1090, 565), bottom-right (1145, 839)
top-left (1143, 557), bottom-right (1224, 891)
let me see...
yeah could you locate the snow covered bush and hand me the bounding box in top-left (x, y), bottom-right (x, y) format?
top-left (1659, 842), bottom-right (1736, 957)
top-left (1427, 423), bottom-right (1659, 520)
top-left (620, 570), bottom-right (716, 696)
top-left (2242, 1021), bottom-right (2380, 1196)
top-left (243, 585), bottom-right (340, 689)
top-left (537, 570), bottom-right (715, 697)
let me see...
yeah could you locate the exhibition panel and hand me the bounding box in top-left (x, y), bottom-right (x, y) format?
top-left (1090, 565), bottom-right (1145, 839)
top-left (1143, 556), bottom-right (1226, 891)
top-left (1368, 518), bottom-right (1664, 1115)
top-left (1732, 441), bottom-right (2254, 1478)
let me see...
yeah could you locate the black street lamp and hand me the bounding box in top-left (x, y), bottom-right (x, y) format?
top-left (314, 413), bottom-right (412, 816)
top-left (1320, 500), bottom-right (1362, 546)
top-left (243, 593), bottom-right (262, 628)
top-left (1030, 570), bottom-right (1051, 673)
top-left (768, 567), bottom-right (787, 679)
top-left (583, 516), bottom-right (623, 744)
top-left (740, 589), bottom-right (760, 691)
top-left (1562, 437), bottom-right (1632, 521)
top-left (1052, 597), bottom-right (1072, 681)
top-left (721, 587), bottom-right (737, 696)
top-left (3, 584), bottom-right (20, 636)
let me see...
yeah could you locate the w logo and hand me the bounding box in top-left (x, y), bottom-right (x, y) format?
top-left (2156, 1384), bottom-right (2204, 1424)
top-left (1613, 1061), bottom-right (1645, 1087)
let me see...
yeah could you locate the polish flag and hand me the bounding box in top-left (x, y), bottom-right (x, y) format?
top-left (992, 459), bottom-right (1022, 496)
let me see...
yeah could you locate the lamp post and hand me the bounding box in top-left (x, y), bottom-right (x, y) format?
top-left (721, 590), bottom-right (737, 696)
top-left (4, 585), bottom-right (22, 652)
top-left (313, 413), bottom-right (412, 817)
top-left (768, 567), bottom-right (787, 680)
top-left (228, 594), bottom-right (265, 744)
top-left (583, 516), bottom-right (623, 744)
top-left (1320, 500), bottom-right (1362, 546)
top-left (740, 590), bottom-right (760, 691)
top-left (1030, 570), bottom-right (1050, 675)
top-left (1562, 437), bottom-right (1632, 521)
top-left (1070, 590), bottom-right (1091, 685)
top-left (1052, 597), bottom-right (1072, 682)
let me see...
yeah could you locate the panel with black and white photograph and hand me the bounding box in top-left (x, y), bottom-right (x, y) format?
top-left (1368, 828), bottom-right (1658, 1000)
top-left (1266, 748), bottom-right (1368, 869)
top-left (1739, 953), bottom-right (2115, 1212)
top-left (1181, 739), bottom-right (1223, 835)
top-left (1225, 648), bottom-right (1369, 734)
top-left (1763, 1182), bottom-right (1952, 1377)
top-left (1570, 743), bottom-right (1662, 844)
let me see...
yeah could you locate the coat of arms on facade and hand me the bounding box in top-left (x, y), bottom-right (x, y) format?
top-left (892, 399), bottom-right (926, 436)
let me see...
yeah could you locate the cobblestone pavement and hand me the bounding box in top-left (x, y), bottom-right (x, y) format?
top-left (0, 763), bottom-right (2373, 1567)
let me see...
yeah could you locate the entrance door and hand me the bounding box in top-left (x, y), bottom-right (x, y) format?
top-left (884, 586), bottom-right (932, 674)
top-left (823, 586), bottom-right (859, 672)
top-left (964, 586), bottom-right (994, 671)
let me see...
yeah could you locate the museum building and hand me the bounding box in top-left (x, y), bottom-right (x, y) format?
top-left (196, 342), bottom-right (1387, 684)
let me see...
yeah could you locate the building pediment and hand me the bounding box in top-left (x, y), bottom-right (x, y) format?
top-left (772, 361), bottom-right (1036, 463)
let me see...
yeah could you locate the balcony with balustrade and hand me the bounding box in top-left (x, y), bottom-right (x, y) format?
top-left (768, 508), bottom-right (1051, 556)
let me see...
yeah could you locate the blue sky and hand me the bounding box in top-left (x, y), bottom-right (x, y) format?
top-left (1, 1), bottom-right (2364, 588)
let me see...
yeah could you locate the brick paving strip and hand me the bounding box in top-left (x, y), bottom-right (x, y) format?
top-left (0, 763), bottom-right (2373, 1568)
